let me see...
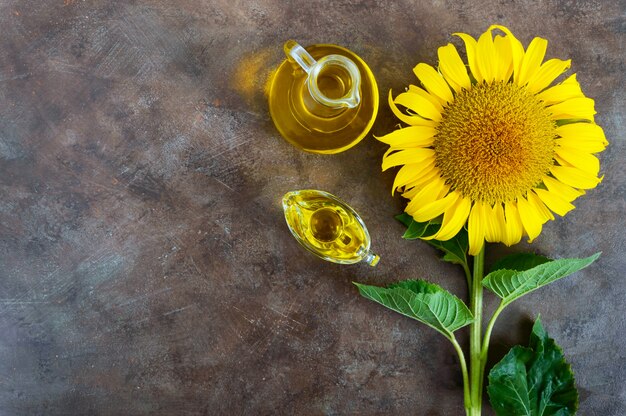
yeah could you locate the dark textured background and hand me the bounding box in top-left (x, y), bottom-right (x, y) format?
top-left (0, 0), bottom-right (624, 415)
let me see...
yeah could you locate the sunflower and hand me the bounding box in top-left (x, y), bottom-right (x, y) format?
top-left (378, 24), bottom-right (608, 255)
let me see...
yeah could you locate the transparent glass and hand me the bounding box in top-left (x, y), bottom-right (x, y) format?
top-left (282, 190), bottom-right (380, 266)
top-left (268, 41), bottom-right (379, 154)
top-left (284, 39), bottom-right (361, 110)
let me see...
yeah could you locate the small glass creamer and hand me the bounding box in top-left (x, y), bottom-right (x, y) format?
top-left (282, 190), bottom-right (379, 266)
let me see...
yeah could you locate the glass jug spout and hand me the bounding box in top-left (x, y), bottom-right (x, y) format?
top-left (284, 40), bottom-right (361, 109)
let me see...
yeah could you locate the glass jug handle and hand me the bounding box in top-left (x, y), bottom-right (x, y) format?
top-left (283, 40), bottom-right (361, 110)
top-left (284, 40), bottom-right (316, 74)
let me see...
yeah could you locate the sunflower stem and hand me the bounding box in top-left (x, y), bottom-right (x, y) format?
top-left (469, 245), bottom-right (485, 415)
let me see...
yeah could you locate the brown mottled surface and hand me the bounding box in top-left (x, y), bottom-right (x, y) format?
top-left (0, 1), bottom-right (624, 415)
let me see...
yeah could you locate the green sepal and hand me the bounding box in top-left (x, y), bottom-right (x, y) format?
top-left (488, 317), bottom-right (578, 416)
top-left (354, 279), bottom-right (473, 339)
top-left (395, 212), bottom-right (414, 228)
top-left (555, 118), bottom-right (593, 126)
top-left (482, 253), bottom-right (600, 306)
top-left (395, 213), bottom-right (469, 269)
top-left (395, 212), bottom-right (439, 239)
top-left (427, 229), bottom-right (469, 267)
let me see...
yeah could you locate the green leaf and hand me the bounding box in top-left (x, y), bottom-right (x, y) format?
top-left (490, 253), bottom-right (551, 273)
top-left (354, 279), bottom-right (473, 339)
top-left (395, 213), bottom-right (469, 269)
top-left (482, 253), bottom-right (600, 305)
top-left (487, 317), bottom-right (578, 416)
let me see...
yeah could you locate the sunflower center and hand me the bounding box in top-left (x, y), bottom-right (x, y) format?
top-left (434, 81), bottom-right (556, 204)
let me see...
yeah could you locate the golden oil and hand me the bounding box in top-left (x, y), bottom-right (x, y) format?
top-left (268, 43), bottom-right (379, 154)
top-left (282, 190), bottom-right (379, 266)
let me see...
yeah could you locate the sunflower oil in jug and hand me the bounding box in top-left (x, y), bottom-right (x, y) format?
top-left (269, 41), bottom-right (379, 154)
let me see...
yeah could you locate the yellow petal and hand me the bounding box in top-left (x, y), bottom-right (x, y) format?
top-left (476, 29), bottom-right (497, 82)
top-left (376, 125), bottom-right (437, 148)
top-left (408, 85), bottom-right (444, 112)
top-left (563, 73), bottom-right (578, 84)
top-left (536, 73), bottom-right (583, 105)
top-left (517, 195), bottom-right (543, 242)
top-left (413, 63), bottom-right (454, 104)
top-left (482, 203), bottom-right (501, 243)
top-left (454, 32), bottom-right (482, 82)
top-left (437, 43), bottom-right (471, 92)
top-left (408, 166), bottom-right (441, 191)
top-left (517, 37), bottom-right (548, 86)
top-left (405, 175), bottom-right (448, 213)
top-left (406, 164), bottom-right (440, 187)
top-left (392, 160), bottom-right (435, 195)
top-left (556, 147), bottom-right (600, 175)
top-left (402, 187), bottom-right (419, 199)
top-left (394, 91), bottom-right (442, 121)
top-left (503, 201), bottom-right (524, 246)
top-left (534, 188), bottom-right (575, 217)
top-left (527, 190), bottom-right (554, 222)
top-left (467, 202), bottom-right (486, 256)
top-left (402, 168), bottom-right (441, 199)
top-left (556, 138), bottom-right (606, 154)
top-left (408, 188), bottom-right (458, 222)
top-left (556, 123), bottom-right (609, 151)
top-left (542, 175), bottom-right (584, 202)
top-left (557, 121), bottom-right (607, 142)
top-left (548, 97), bottom-right (596, 120)
top-left (392, 163), bottom-right (426, 195)
top-left (382, 148), bottom-right (435, 171)
top-left (553, 153), bottom-right (572, 169)
top-left (427, 194), bottom-right (471, 241)
top-left (488, 203), bottom-right (507, 243)
top-left (488, 25), bottom-right (524, 83)
top-left (493, 35), bottom-right (513, 81)
top-left (526, 59), bottom-right (571, 94)
top-left (550, 165), bottom-right (601, 189)
top-left (388, 90), bottom-right (437, 127)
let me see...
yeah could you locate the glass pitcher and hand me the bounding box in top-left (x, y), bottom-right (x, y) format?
top-left (268, 41), bottom-right (379, 154)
